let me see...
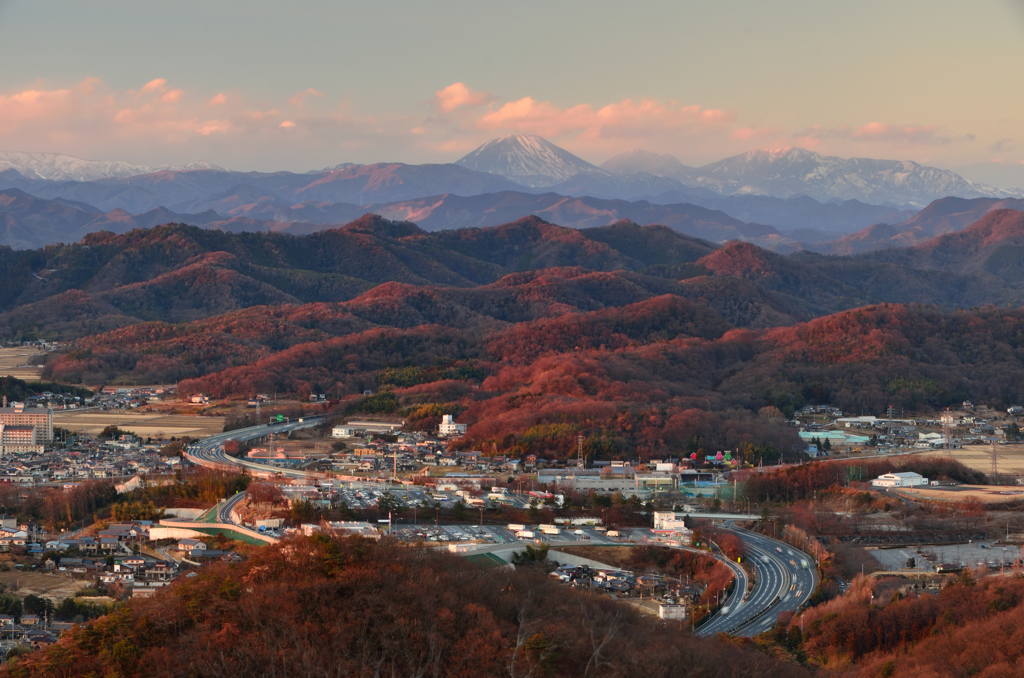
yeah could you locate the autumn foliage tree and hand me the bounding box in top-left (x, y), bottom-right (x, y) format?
top-left (4, 535), bottom-right (807, 678)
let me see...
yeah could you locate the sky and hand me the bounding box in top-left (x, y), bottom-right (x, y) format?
top-left (3, 0), bottom-right (1024, 186)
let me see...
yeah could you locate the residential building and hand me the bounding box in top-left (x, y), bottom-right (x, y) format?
top-left (176, 538), bottom-right (207, 553)
top-left (0, 405), bottom-right (53, 444)
top-left (438, 414), bottom-right (467, 437)
top-left (0, 424), bottom-right (43, 454)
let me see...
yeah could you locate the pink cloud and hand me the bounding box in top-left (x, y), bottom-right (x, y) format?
top-left (0, 77), bottom-right (300, 154)
top-left (289, 88), bottom-right (325, 108)
top-left (794, 122), bottom-right (960, 147)
top-left (475, 96), bottom-right (734, 141)
top-left (0, 77), bottom-right (987, 170)
top-left (435, 82), bottom-right (490, 112)
top-left (852, 122), bottom-right (949, 145)
top-left (140, 78), bottom-right (166, 94)
top-left (730, 126), bottom-right (780, 141)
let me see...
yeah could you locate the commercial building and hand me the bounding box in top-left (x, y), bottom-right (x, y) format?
top-left (651, 512), bottom-right (694, 542)
top-left (798, 430), bottom-right (871, 447)
top-left (339, 420), bottom-right (404, 436)
top-left (871, 471), bottom-right (928, 488)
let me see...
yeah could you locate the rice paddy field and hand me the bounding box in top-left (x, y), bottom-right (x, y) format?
top-left (52, 411), bottom-right (226, 438)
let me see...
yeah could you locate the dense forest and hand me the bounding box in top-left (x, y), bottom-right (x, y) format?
top-left (6, 209), bottom-right (1024, 342)
top-left (2, 535), bottom-right (805, 678)
top-left (43, 297), bottom-right (1024, 463)
top-left (766, 571), bottom-right (1024, 677)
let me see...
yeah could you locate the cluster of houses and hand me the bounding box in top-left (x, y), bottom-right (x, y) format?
top-left (253, 426), bottom-right (521, 477)
top-left (0, 433), bottom-right (181, 486)
top-left (793, 403), bottom-right (1020, 455)
top-left (96, 386), bottom-right (175, 410)
top-left (0, 615), bottom-right (73, 651)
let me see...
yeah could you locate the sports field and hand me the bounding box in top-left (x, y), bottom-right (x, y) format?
top-left (53, 411), bottom-right (226, 438)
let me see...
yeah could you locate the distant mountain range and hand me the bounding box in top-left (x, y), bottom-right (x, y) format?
top-left (7, 210), bottom-right (1024, 346)
top-left (0, 151), bottom-right (223, 182)
top-left (0, 185), bottom-right (911, 252)
top-left (600, 146), bottom-right (1021, 208)
top-left (1, 136), bottom-right (1022, 251)
top-left (1, 182), bottom-right (1020, 256)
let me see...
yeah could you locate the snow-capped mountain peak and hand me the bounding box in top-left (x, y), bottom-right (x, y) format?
top-left (691, 147), bottom-right (1023, 207)
top-left (0, 151), bottom-right (225, 182)
top-left (455, 134), bottom-right (606, 188)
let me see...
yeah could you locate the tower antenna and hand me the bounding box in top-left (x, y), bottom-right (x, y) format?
top-left (942, 409), bottom-right (954, 451)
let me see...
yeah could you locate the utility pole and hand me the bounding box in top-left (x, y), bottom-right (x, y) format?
top-left (576, 433), bottom-right (585, 470)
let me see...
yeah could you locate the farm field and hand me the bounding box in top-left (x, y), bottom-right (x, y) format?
top-left (0, 570), bottom-right (92, 602)
top-left (0, 347), bottom-right (44, 380)
top-left (916, 443), bottom-right (1024, 476)
top-left (894, 484), bottom-right (1024, 505)
top-left (53, 411), bottom-right (226, 438)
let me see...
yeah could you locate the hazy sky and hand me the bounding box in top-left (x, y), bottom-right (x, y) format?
top-left (3, 0), bottom-right (1024, 185)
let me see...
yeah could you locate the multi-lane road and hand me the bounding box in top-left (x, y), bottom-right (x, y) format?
top-left (186, 417), bottom-right (327, 480)
top-left (697, 525), bottom-right (817, 637)
top-left (217, 490), bottom-right (249, 524)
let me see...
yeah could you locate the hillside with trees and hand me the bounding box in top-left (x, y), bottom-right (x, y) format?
top-left (2, 535), bottom-right (805, 678)
top-left (7, 211), bottom-right (1024, 342)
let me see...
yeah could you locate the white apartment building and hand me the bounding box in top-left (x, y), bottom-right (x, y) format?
top-left (438, 414), bottom-right (467, 437)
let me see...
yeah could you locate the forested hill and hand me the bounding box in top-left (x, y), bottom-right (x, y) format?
top-left (5, 211), bottom-right (1024, 342)
top-left (17, 209), bottom-right (1024, 464)
top-left (2, 535), bottom-right (806, 678)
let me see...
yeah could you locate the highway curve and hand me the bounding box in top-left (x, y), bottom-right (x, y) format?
top-left (185, 417), bottom-right (326, 480)
top-left (697, 526), bottom-right (817, 638)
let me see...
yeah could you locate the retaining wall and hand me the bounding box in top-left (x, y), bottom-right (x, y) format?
top-left (149, 526), bottom-right (209, 541)
top-left (162, 508), bottom-right (205, 519)
top-left (158, 519), bottom-right (279, 544)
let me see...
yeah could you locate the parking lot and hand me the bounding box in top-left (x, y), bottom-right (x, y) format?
top-left (871, 541), bottom-right (1024, 571)
top-left (391, 523), bottom-right (626, 546)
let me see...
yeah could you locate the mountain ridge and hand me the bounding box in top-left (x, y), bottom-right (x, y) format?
top-left (0, 151), bottom-right (223, 182)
